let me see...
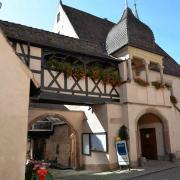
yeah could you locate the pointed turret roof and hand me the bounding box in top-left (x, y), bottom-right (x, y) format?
top-left (106, 7), bottom-right (160, 55)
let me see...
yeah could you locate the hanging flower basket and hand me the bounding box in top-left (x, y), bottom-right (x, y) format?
top-left (45, 58), bottom-right (73, 77)
top-left (101, 68), bottom-right (112, 85)
top-left (45, 58), bottom-right (62, 72)
top-left (101, 68), bottom-right (121, 86)
top-left (170, 96), bottom-right (178, 104)
top-left (165, 83), bottom-right (172, 89)
top-left (152, 81), bottom-right (164, 89)
top-left (110, 72), bottom-right (121, 86)
top-left (72, 64), bottom-right (85, 80)
top-left (87, 65), bottom-right (103, 80)
top-left (134, 77), bottom-right (149, 87)
top-left (63, 62), bottom-right (73, 77)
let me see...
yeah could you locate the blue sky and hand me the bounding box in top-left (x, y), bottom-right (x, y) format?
top-left (0, 0), bottom-right (179, 63)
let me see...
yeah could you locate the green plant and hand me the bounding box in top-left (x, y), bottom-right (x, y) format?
top-left (109, 71), bottom-right (121, 86)
top-left (170, 96), bottom-right (178, 104)
top-left (73, 64), bottom-right (85, 80)
top-left (152, 81), bottom-right (164, 89)
top-left (119, 125), bottom-right (128, 141)
top-left (45, 57), bottom-right (73, 77)
top-left (101, 67), bottom-right (114, 85)
top-left (63, 62), bottom-right (72, 77)
top-left (46, 59), bottom-right (60, 71)
top-left (134, 77), bottom-right (149, 87)
top-left (165, 83), bottom-right (172, 89)
top-left (25, 162), bottom-right (34, 180)
top-left (87, 64), bottom-right (103, 80)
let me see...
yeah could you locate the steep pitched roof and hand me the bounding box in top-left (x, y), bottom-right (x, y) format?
top-left (62, 5), bottom-right (180, 77)
top-left (0, 20), bottom-right (114, 61)
top-left (62, 4), bottom-right (114, 45)
top-left (106, 8), bottom-right (163, 56)
top-left (0, 4), bottom-right (179, 77)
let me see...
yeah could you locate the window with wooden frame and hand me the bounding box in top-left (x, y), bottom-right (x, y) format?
top-left (82, 132), bottom-right (108, 155)
top-left (82, 133), bottom-right (91, 155)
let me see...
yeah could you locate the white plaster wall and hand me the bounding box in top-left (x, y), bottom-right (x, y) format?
top-left (53, 3), bottom-right (79, 38)
top-left (148, 70), bottom-right (180, 109)
top-left (106, 104), bottom-right (125, 165)
top-left (125, 82), bottom-right (171, 106)
top-left (65, 105), bottom-right (109, 167)
top-left (125, 104), bottom-right (177, 165)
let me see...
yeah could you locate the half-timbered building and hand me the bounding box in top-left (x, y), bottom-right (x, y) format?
top-left (0, 1), bottom-right (180, 174)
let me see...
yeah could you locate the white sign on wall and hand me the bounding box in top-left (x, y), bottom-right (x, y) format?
top-left (116, 140), bottom-right (130, 166)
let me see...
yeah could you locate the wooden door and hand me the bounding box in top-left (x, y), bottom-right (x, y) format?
top-left (140, 128), bottom-right (157, 160)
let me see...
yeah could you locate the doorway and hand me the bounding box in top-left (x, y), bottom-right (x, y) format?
top-left (28, 115), bottom-right (78, 169)
top-left (140, 128), bottom-right (157, 160)
top-left (138, 113), bottom-right (167, 160)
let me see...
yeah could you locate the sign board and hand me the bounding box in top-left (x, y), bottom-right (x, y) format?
top-left (116, 140), bottom-right (130, 166)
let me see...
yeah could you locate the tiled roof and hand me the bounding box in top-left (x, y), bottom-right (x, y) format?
top-left (0, 20), bottom-right (114, 61)
top-left (155, 44), bottom-right (180, 77)
top-left (63, 5), bottom-right (180, 77)
top-left (62, 4), bottom-right (114, 45)
top-left (0, 4), bottom-right (180, 77)
top-left (106, 8), bottom-right (163, 56)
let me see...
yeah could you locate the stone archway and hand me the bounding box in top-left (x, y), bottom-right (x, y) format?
top-left (28, 114), bottom-right (80, 169)
top-left (137, 113), bottom-right (170, 160)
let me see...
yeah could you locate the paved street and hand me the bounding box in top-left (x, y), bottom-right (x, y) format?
top-left (55, 167), bottom-right (180, 180)
top-left (129, 167), bottom-right (180, 180)
top-left (53, 161), bottom-right (180, 180)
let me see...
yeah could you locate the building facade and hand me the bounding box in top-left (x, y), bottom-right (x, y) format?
top-left (0, 2), bottom-right (180, 178)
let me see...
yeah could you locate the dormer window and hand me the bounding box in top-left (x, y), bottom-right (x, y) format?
top-left (57, 12), bottom-right (60, 23)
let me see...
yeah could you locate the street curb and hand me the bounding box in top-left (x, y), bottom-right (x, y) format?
top-left (124, 163), bottom-right (180, 179)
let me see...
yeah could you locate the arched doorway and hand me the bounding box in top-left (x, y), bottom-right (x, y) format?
top-left (27, 115), bottom-right (78, 169)
top-left (137, 113), bottom-right (168, 160)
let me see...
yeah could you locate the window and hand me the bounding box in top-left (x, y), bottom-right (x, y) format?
top-left (82, 132), bottom-right (108, 156)
top-left (90, 133), bottom-right (107, 152)
top-left (82, 133), bottom-right (91, 155)
top-left (57, 12), bottom-right (60, 23)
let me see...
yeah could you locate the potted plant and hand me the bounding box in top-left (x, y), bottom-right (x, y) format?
top-left (152, 81), bottom-right (164, 89)
top-left (165, 83), bottom-right (172, 89)
top-left (170, 96), bottom-right (178, 104)
top-left (118, 125), bottom-right (128, 141)
top-left (134, 77), bottom-right (149, 87)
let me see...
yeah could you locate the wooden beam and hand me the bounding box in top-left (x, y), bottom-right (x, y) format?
top-left (32, 92), bottom-right (119, 105)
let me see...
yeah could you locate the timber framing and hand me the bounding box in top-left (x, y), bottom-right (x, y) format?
top-left (9, 37), bottom-right (121, 105)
